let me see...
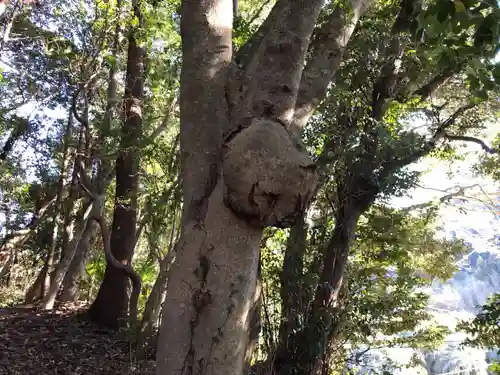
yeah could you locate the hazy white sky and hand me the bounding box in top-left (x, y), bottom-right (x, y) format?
top-left (391, 128), bottom-right (499, 254)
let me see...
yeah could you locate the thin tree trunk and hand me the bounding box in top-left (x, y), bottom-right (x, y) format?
top-left (58, 207), bottom-right (99, 302)
top-left (88, 0), bottom-right (144, 328)
top-left (136, 216), bottom-right (179, 357)
top-left (278, 213), bottom-right (309, 343)
top-left (244, 261), bottom-right (262, 374)
top-left (273, 206), bottom-right (363, 375)
top-left (136, 260), bottom-right (168, 358)
top-left (42, 198), bottom-right (94, 309)
top-left (56, 0), bottom-right (122, 305)
top-left (0, 249), bottom-right (13, 284)
top-left (41, 111), bottom-right (74, 297)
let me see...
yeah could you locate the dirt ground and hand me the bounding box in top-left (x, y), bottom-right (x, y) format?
top-left (0, 304), bottom-right (155, 375)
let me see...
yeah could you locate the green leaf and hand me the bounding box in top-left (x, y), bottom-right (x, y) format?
top-left (453, 0), bottom-right (466, 13)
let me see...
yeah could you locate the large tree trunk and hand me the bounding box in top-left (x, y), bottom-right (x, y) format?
top-left (157, 183), bottom-right (264, 375)
top-left (88, 0), bottom-right (144, 328)
top-left (155, 1), bottom-right (321, 374)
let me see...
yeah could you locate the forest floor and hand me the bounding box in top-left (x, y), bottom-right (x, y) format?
top-left (0, 304), bottom-right (156, 375)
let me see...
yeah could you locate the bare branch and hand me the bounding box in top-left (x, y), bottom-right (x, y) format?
top-left (444, 134), bottom-right (499, 154)
top-left (241, 0), bottom-right (273, 32)
top-left (148, 94), bottom-right (178, 141)
top-left (380, 102), bottom-right (477, 175)
top-left (401, 184), bottom-right (480, 213)
top-left (433, 102), bottom-right (476, 139)
top-left (71, 85), bottom-right (89, 128)
top-left (0, 197), bottom-right (56, 250)
top-left (403, 183), bottom-right (499, 219)
top-left (74, 154), bottom-right (96, 200)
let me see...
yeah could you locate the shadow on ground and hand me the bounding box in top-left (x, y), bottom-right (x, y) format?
top-left (0, 304), bottom-right (155, 375)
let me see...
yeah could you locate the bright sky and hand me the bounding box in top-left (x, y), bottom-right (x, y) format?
top-left (390, 121), bottom-right (500, 255)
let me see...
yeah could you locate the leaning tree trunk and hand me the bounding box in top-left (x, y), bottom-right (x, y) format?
top-left (136, 258), bottom-right (169, 358)
top-left (273, 203), bottom-right (366, 375)
top-left (41, 110), bottom-right (74, 298)
top-left (58, 211), bottom-right (98, 302)
top-left (88, 0), bottom-right (144, 328)
top-left (42, 198), bottom-right (94, 309)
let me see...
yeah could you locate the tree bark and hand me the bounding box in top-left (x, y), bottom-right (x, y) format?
top-left (58, 208), bottom-right (98, 302)
top-left (42, 198), bottom-right (94, 309)
top-left (278, 212), bottom-right (309, 343)
top-left (88, 0), bottom-right (144, 328)
top-left (136, 258), bottom-right (169, 358)
top-left (157, 183), bottom-right (264, 375)
top-left (57, 0), bottom-right (122, 305)
top-left (244, 261), bottom-right (262, 374)
top-left (156, 1), bottom-right (321, 374)
top-left (273, 204), bottom-right (366, 375)
top-left (291, 0), bottom-right (374, 136)
top-left (137, 198), bottom-right (180, 357)
top-left (41, 110), bottom-right (74, 298)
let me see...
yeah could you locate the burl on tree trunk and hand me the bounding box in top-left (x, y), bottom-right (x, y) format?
top-left (156, 0), bottom-right (374, 373)
top-left (155, 0), bottom-right (323, 374)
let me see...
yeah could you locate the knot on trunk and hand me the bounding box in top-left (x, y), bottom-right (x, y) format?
top-left (222, 119), bottom-right (317, 228)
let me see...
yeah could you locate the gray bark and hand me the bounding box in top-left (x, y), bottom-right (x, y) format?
top-left (156, 1), bottom-right (323, 374)
top-left (136, 260), bottom-right (168, 358)
top-left (291, 0), bottom-right (374, 136)
top-left (42, 198), bottom-right (94, 309)
top-left (58, 210), bottom-right (98, 302)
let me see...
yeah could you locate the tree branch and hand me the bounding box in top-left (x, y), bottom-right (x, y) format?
top-left (401, 184), bottom-right (480, 213)
top-left (241, 0), bottom-right (273, 32)
top-left (71, 85), bottom-right (89, 129)
top-left (291, 0), bottom-right (373, 136)
top-left (234, 0), bottom-right (286, 68)
top-left (370, 0), bottom-right (423, 121)
top-left (411, 66), bottom-right (457, 100)
top-left (380, 102), bottom-right (477, 175)
top-left (444, 134), bottom-right (499, 154)
top-left (241, 0), bottom-right (325, 125)
top-left (8, 17), bottom-right (80, 54)
top-left (148, 94), bottom-right (178, 141)
top-left (433, 102), bottom-right (476, 139)
top-left (74, 154), bottom-right (96, 200)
